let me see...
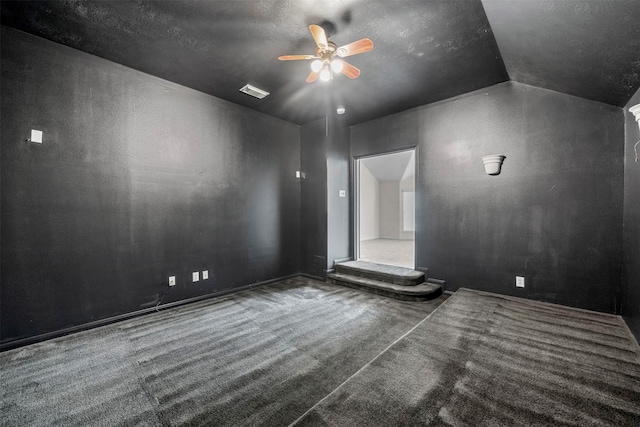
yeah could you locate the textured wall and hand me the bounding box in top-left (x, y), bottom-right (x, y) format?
top-left (1, 27), bottom-right (301, 346)
top-left (326, 115), bottom-right (351, 268)
top-left (300, 118), bottom-right (327, 278)
top-left (352, 82), bottom-right (624, 313)
top-left (623, 89), bottom-right (640, 340)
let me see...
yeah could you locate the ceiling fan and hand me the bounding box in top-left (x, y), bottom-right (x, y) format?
top-left (278, 25), bottom-right (374, 83)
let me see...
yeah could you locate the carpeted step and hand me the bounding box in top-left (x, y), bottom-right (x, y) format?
top-left (335, 260), bottom-right (425, 286)
top-left (327, 273), bottom-right (441, 301)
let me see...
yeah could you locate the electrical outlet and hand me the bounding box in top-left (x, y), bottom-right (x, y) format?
top-left (192, 271), bottom-right (200, 282)
top-left (515, 276), bottom-right (525, 288)
top-left (169, 276), bottom-right (176, 287)
top-left (202, 270), bottom-right (209, 280)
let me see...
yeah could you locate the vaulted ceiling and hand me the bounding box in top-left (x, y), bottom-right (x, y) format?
top-left (2, 0), bottom-right (639, 126)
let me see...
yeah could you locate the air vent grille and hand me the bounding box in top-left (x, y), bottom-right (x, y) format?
top-left (239, 84), bottom-right (270, 99)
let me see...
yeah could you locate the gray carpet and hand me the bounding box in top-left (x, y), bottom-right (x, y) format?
top-left (292, 288), bottom-right (640, 426)
top-left (0, 277), bottom-right (447, 426)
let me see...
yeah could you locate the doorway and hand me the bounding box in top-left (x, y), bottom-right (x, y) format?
top-left (355, 149), bottom-right (415, 269)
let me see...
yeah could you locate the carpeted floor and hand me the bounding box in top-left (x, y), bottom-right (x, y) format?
top-left (292, 288), bottom-right (640, 426)
top-left (359, 238), bottom-right (414, 268)
top-left (0, 276), bottom-right (447, 426)
top-left (3, 281), bottom-right (639, 426)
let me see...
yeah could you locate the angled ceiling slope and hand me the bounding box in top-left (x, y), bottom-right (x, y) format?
top-left (483, 0), bottom-right (640, 107)
top-left (1, 1), bottom-right (639, 126)
top-left (361, 150), bottom-right (414, 182)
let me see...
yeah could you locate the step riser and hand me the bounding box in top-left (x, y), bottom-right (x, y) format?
top-left (328, 277), bottom-right (441, 301)
top-left (335, 265), bottom-right (424, 286)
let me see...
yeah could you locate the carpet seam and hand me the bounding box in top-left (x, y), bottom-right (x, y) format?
top-left (287, 291), bottom-right (458, 426)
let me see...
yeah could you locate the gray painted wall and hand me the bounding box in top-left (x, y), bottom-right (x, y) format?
top-left (300, 118), bottom-right (327, 279)
top-left (624, 89), bottom-right (640, 341)
top-left (1, 27), bottom-right (301, 347)
top-left (326, 115), bottom-right (351, 269)
top-left (352, 82), bottom-right (624, 314)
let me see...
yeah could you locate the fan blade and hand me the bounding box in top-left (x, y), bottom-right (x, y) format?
top-left (336, 38), bottom-right (374, 57)
top-left (306, 70), bottom-right (319, 83)
top-left (339, 60), bottom-right (361, 79)
top-left (309, 24), bottom-right (328, 49)
top-left (278, 55), bottom-right (316, 61)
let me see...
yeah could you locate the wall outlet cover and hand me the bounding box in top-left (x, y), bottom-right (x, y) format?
top-left (192, 271), bottom-right (200, 282)
top-left (169, 276), bottom-right (176, 287)
top-left (516, 276), bottom-right (525, 288)
top-left (202, 270), bottom-right (209, 280)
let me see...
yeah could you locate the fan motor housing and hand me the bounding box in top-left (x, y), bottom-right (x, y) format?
top-left (317, 41), bottom-right (338, 61)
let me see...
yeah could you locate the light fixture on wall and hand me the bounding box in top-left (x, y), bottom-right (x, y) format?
top-left (629, 104), bottom-right (640, 162)
top-left (481, 154), bottom-right (506, 176)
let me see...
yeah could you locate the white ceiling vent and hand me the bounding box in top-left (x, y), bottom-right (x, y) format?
top-left (239, 84), bottom-right (270, 99)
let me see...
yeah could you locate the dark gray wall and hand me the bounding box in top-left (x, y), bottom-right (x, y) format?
top-left (300, 118), bottom-right (327, 279)
top-left (624, 89), bottom-right (640, 341)
top-left (326, 115), bottom-right (351, 268)
top-left (352, 82), bottom-right (624, 313)
top-left (1, 27), bottom-right (301, 347)
top-left (300, 115), bottom-right (350, 278)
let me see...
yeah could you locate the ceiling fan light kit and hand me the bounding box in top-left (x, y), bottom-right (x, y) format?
top-left (279, 25), bottom-right (373, 83)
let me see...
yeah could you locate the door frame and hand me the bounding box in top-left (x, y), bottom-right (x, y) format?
top-left (353, 147), bottom-right (417, 268)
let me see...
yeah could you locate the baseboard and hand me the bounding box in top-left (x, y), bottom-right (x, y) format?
top-left (0, 273), bottom-right (300, 352)
top-left (415, 267), bottom-right (429, 277)
top-left (425, 277), bottom-right (446, 293)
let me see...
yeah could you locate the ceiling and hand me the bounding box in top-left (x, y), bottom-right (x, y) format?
top-left (2, 0), bottom-right (639, 126)
top-left (361, 150), bottom-right (414, 182)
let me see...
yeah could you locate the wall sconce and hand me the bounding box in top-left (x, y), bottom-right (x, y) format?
top-left (481, 154), bottom-right (506, 175)
top-left (629, 104), bottom-right (640, 162)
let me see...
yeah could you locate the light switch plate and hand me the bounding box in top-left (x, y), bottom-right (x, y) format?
top-left (192, 271), bottom-right (200, 282)
top-left (30, 129), bottom-right (43, 143)
top-left (515, 276), bottom-right (525, 288)
top-left (339, 190), bottom-right (346, 198)
top-left (202, 270), bottom-right (209, 280)
top-left (169, 276), bottom-right (176, 287)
